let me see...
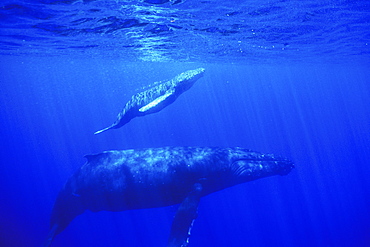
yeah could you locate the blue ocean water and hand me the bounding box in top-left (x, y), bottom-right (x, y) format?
top-left (0, 0), bottom-right (369, 247)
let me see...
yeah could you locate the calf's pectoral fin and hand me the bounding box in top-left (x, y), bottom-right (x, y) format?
top-left (167, 183), bottom-right (203, 247)
top-left (139, 89), bottom-right (175, 113)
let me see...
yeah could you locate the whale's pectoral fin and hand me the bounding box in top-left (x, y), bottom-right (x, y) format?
top-left (167, 182), bottom-right (203, 247)
top-left (42, 224), bottom-right (58, 247)
top-left (139, 89), bottom-right (175, 113)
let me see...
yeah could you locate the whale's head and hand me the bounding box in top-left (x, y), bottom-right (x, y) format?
top-left (174, 68), bottom-right (205, 91)
top-left (228, 148), bottom-right (294, 183)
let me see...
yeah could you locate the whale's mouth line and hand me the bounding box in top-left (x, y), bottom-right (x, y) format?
top-left (235, 158), bottom-right (295, 170)
top-left (236, 158), bottom-right (293, 163)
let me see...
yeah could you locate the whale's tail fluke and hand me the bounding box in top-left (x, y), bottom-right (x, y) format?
top-left (94, 125), bottom-right (113, 135)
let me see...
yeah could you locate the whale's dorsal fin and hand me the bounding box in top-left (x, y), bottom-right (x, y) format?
top-left (139, 89), bottom-right (175, 112)
top-left (167, 183), bottom-right (203, 247)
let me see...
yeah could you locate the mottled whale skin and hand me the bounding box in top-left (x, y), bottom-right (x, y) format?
top-left (94, 68), bottom-right (205, 134)
top-left (44, 146), bottom-right (293, 247)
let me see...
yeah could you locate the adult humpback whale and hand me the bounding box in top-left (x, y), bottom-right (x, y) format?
top-left (94, 68), bottom-right (205, 135)
top-left (44, 146), bottom-right (293, 247)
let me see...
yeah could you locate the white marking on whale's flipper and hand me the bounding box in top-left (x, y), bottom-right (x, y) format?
top-left (139, 89), bottom-right (174, 112)
top-left (168, 183), bottom-right (203, 247)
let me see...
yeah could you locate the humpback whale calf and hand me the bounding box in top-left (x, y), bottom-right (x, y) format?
top-left (44, 146), bottom-right (294, 247)
top-left (94, 68), bottom-right (205, 134)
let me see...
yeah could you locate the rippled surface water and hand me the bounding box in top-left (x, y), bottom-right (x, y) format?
top-left (1, 0), bottom-right (369, 63)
